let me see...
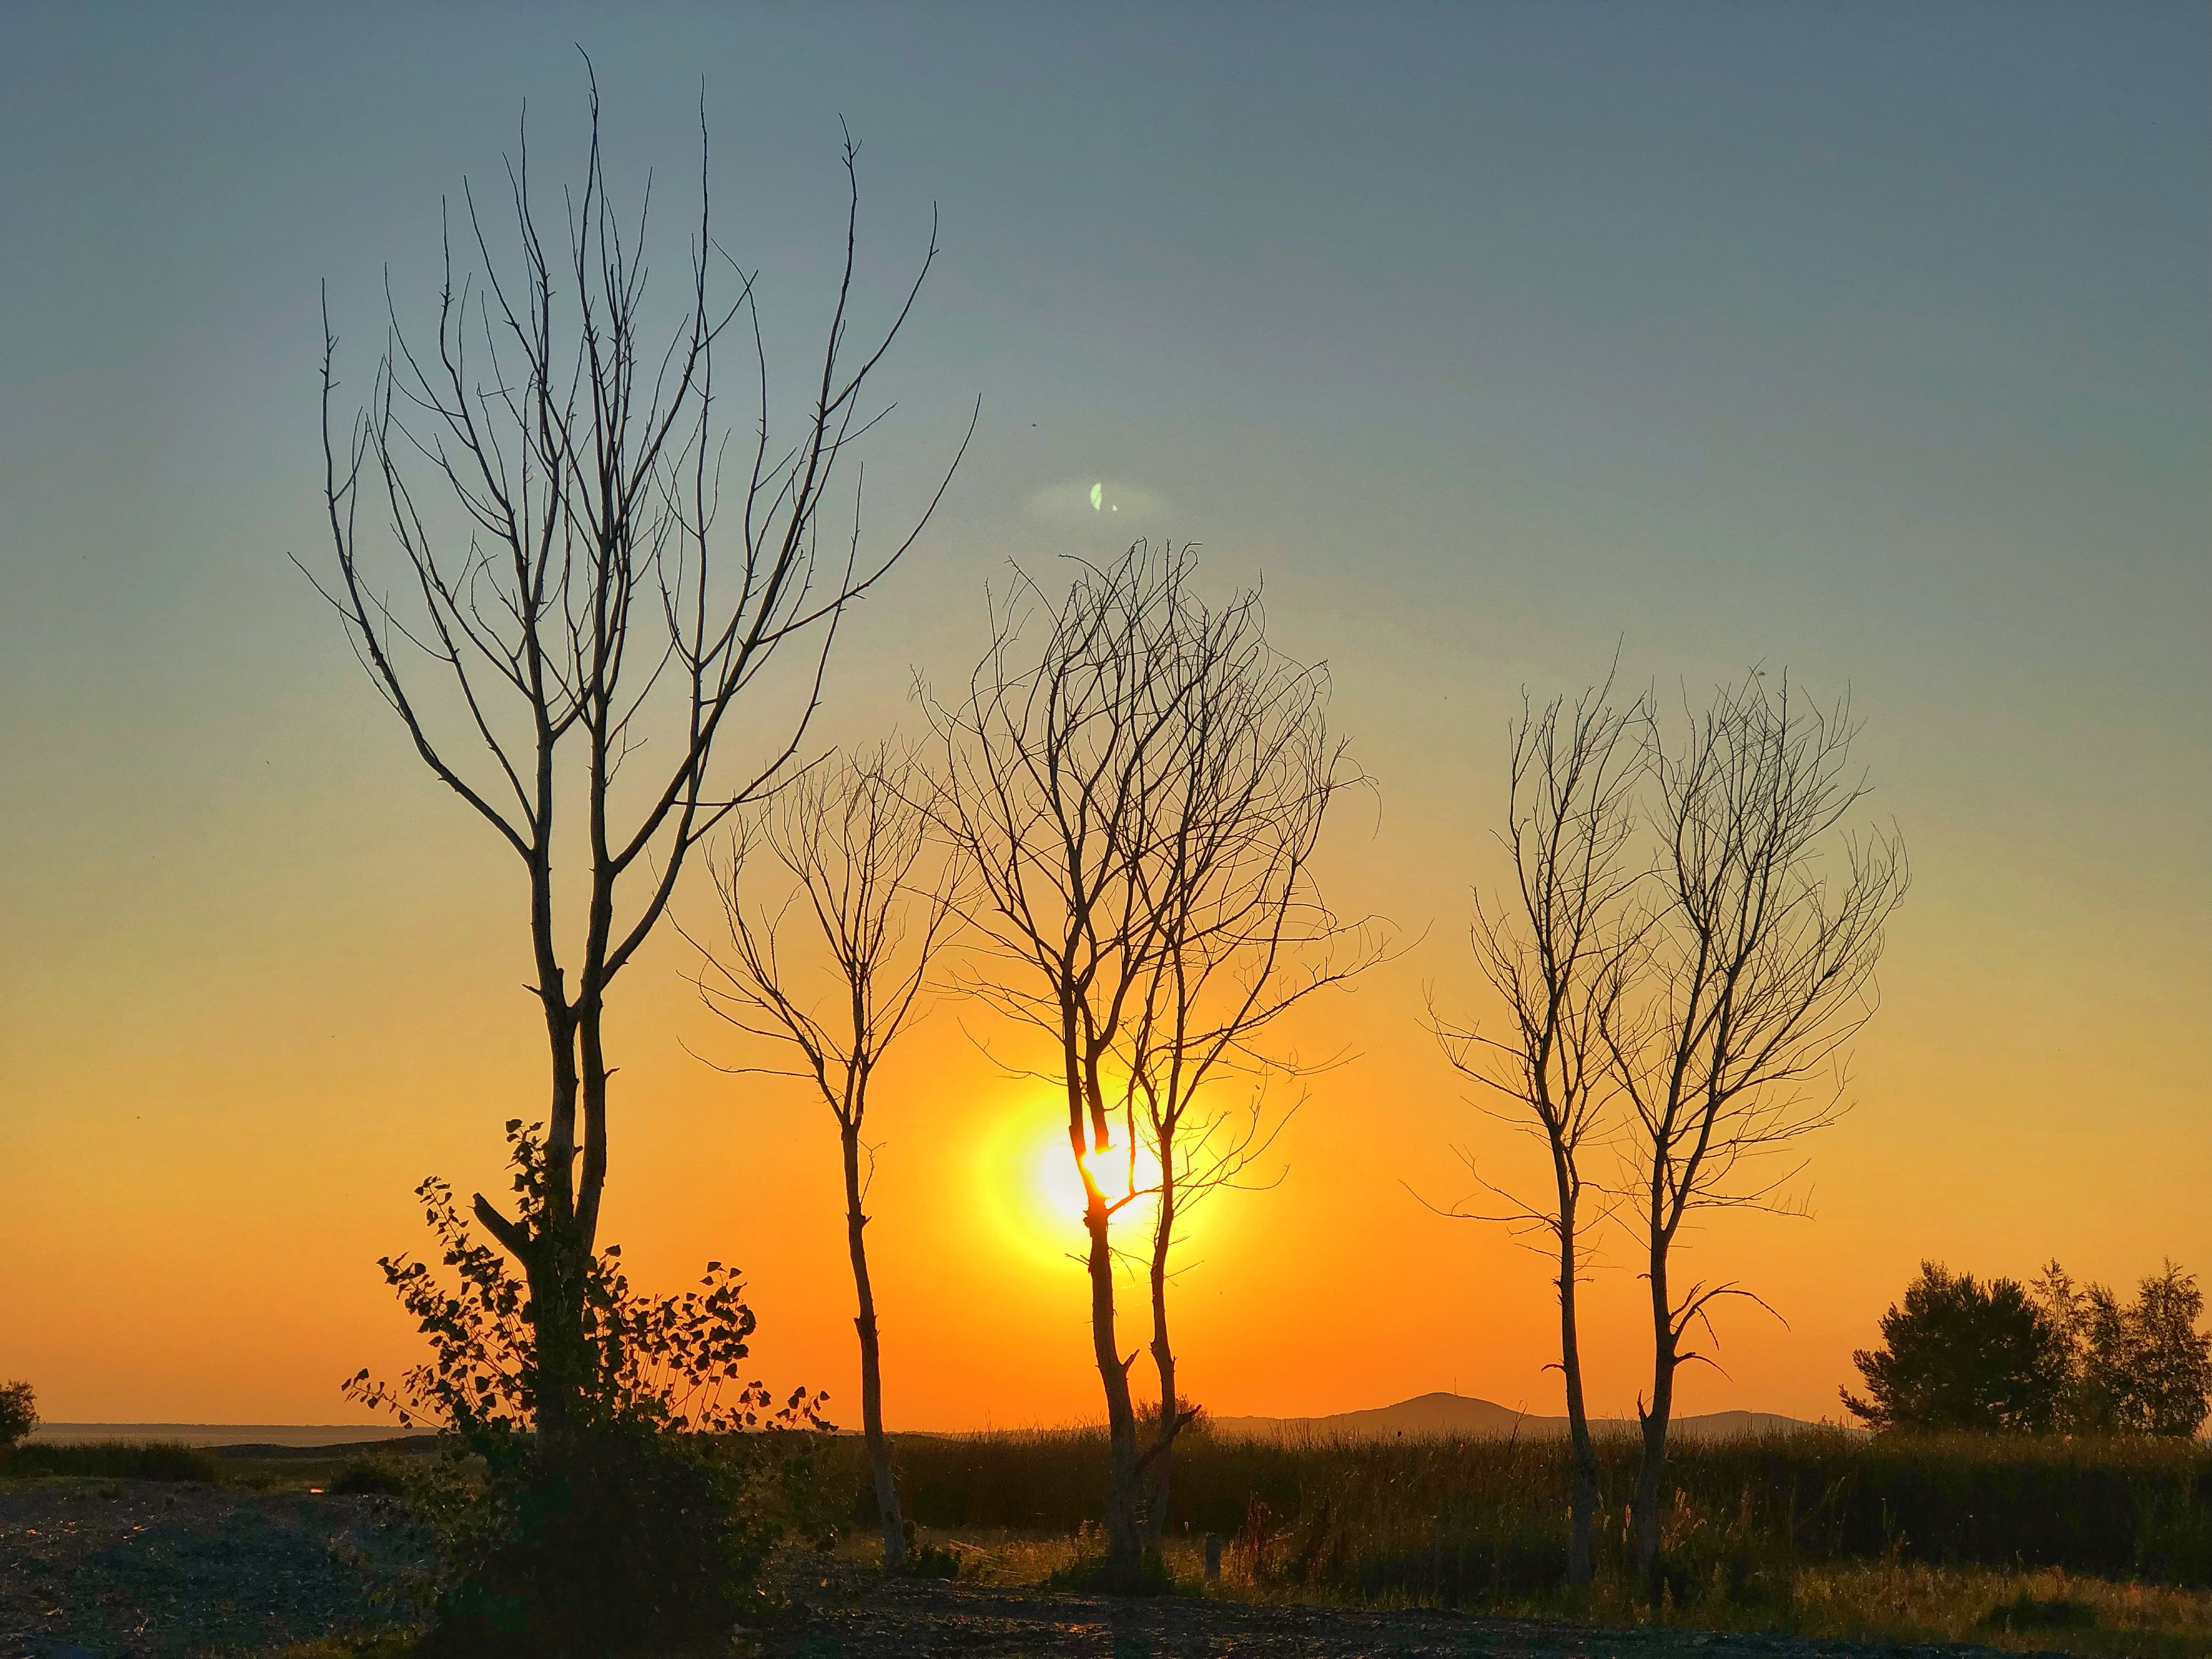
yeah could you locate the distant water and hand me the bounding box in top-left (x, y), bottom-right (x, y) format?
top-left (28, 1424), bottom-right (424, 1448)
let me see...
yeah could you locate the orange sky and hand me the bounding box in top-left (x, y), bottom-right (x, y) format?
top-left (7, 575), bottom-right (2206, 1432)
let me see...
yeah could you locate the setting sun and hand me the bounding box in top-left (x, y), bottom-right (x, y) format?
top-left (1030, 1120), bottom-right (1163, 1222)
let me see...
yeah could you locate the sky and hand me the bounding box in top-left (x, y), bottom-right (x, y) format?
top-left (1, 3), bottom-right (2205, 1432)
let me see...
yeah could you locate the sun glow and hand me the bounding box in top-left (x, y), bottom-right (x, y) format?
top-left (972, 1086), bottom-right (1174, 1265)
top-left (1030, 1122), bottom-right (1163, 1222)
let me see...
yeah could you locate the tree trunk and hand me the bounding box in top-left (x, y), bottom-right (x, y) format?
top-left (523, 953), bottom-right (589, 1456)
top-left (1081, 1148), bottom-right (1143, 1585)
top-left (1143, 1173), bottom-right (1178, 1547)
top-left (1556, 1186), bottom-right (1598, 1588)
top-left (1630, 1242), bottom-right (1677, 1593)
top-left (521, 1235), bottom-right (586, 1457)
top-left (844, 1124), bottom-right (906, 1568)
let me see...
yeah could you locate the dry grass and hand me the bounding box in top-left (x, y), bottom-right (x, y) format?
top-left (1780, 1561), bottom-right (2212, 1657)
top-left (834, 1525), bottom-right (2212, 1657)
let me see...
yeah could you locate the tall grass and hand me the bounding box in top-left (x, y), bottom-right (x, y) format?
top-left (1, 1439), bottom-right (223, 1482)
top-left (823, 1426), bottom-right (2212, 1601)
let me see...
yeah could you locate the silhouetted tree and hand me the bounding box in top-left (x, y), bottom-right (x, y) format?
top-left (693, 744), bottom-right (962, 1568)
top-left (2034, 1259), bottom-right (2212, 1437)
top-left (1116, 567), bottom-right (1385, 1544)
top-left (343, 1127), bottom-right (823, 1657)
top-left (303, 75), bottom-right (965, 1455)
top-left (1842, 1261), bottom-right (2066, 1433)
top-left (1605, 674), bottom-right (1907, 1584)
top-left (1432, 678), bottom-right (1643, 1586)
top-left (0, 1381), bottom-right (34, 1452)
top-left (930, 543), bottom-right (1377, 1583)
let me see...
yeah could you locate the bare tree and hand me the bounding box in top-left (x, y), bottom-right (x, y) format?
top-left (692, 745), bottom-right (959, 1570)
top-left (929, 542), bottom-right (1376, 1582)
top-left (1606, 674), bottom-right (1906, 1585)
top-left (927, 543), bottom-right (1198, 1583)
top-left (1118, 595), bottom-right (1385, 1544)
top-left (302, 76), bottom-right (967, 1446)
top-left (1431, 680), bottom-right (1643, 1587)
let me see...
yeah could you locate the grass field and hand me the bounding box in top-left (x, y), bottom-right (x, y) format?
top-left (818, 1424), bottom-right (2212, 1655)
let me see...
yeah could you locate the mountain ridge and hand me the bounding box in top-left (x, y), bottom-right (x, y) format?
top-left (1208, 1390), bottom-right (1836, 1442)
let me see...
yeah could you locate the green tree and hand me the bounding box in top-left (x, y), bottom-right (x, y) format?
top-left (1842, 1262), bottom-right (2067, 1433)
top-left (2035, 1259), bottom-right (2212, 1436)
top-left (2124, 1262), bottom-right (2212, 1435)
top-left (0, 1381), bottom-right (35, 1451)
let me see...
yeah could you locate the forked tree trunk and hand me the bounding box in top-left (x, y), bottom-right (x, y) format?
top-left (1630, 1243), bottom-right (1678, 1592)
top-left (1081, 1137), bottom-right (1144, 1583)
top-left (492, 940), bottom-right (599, 1456)
top-left (843, 1124), bottom-right (906, 1568)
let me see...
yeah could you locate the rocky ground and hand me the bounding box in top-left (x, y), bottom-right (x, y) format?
top-left (0, 1480), bottom-right (2063, 1659)
top-left (0, 1477), bottom-right (430, 1658)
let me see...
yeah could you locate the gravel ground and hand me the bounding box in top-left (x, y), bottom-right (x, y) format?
top-left (0, 1482), bottom-right (2063, 1659)
top-left (0, 1478), bottom-right (431, 1659)
top-left (753, 1559), bottom-right (2063, 1659)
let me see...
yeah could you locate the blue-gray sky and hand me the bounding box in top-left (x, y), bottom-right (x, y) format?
top-left (2, 4), bottom-right (2205, 1424)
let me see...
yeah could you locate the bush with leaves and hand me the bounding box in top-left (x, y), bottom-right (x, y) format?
top-left (346, 1122), bottom-right (827, 1658)
top-left (0, 1381), bottom-right (35, 1453)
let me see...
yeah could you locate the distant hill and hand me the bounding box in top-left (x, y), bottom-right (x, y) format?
top-left (1209, 1391), bottom-right (1833, 1443)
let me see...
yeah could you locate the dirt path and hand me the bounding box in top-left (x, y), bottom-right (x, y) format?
top-left (755, 1561), bottom-right (2057, 1659)
top-left (0, 1477), bottom-right (429, 1658)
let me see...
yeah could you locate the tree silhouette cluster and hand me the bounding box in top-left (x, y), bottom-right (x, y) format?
top-left (312, 71), bottom-right (1379, 1612)
top-left (1843, 1260), bottom-right (2212, 1437)
top-left (1435, 672), bottom-right (1907, 1587)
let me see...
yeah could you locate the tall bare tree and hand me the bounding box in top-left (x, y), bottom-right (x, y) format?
top-left (930, 542), bottom-right (1375, 1582)
top-left (1607, 674), bottom-right (1906, 1585)
top-left (927, 543), bottom-right (1197, 1583)
top-left (692, 745), bottom-right (959, 1569)
top-left (1432, 680), bottom-right (1643, 1587)
top-left (302, 78), bottom-right (967, 1445)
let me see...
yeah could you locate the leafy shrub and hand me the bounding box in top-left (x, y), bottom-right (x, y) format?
top-left (346, 1122), bottom-right (827, 1658)
top-left (328, 1454), bottom-right (412, 1497)
top-left (1044, 1523), bottom-right (1179, 1596)
top-left (407, 1420), bottom-right (805, 1658)
top-left (890, 1520), bottom-right (962, 1579)
top-left (0, 1380), bottom-right (34, 1451)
